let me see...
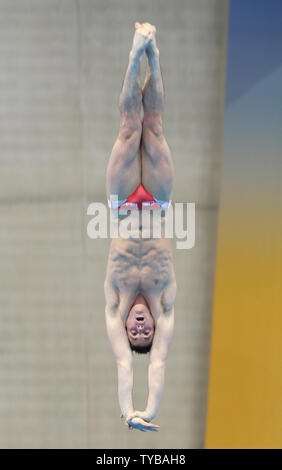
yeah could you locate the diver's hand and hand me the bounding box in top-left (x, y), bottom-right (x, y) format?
top-left (127, 410), bottom-right (153, 422)
top-left (120, 413), bottom-right (159, 432)
top-left (120, 413), bottom-right (133, 430)
top-left (127, 416), bottom-right (159, 432)
top-left (126, 411), bottom-right (159, 432)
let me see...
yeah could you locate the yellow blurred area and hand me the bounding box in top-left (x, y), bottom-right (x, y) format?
top-left (206, 202), bottom-right (282, 448)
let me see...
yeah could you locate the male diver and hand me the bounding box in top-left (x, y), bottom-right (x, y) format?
top-left (104, 22), bottom-right (176, 432)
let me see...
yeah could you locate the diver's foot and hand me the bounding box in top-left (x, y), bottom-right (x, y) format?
top-left (131, 22), bottom-right (154, 58)
top-left (135, 22), bottom-right (156, 35)
top-left (143, 23), bottom-right (159, 58)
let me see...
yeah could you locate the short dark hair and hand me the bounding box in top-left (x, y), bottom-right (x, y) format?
top-left (129, 342), bottom-right (152, 354)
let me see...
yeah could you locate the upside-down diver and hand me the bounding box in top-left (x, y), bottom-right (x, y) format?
top-left (104, 22), bottom-right (176, 432)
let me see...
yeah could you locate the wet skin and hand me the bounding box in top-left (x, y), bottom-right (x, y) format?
top-left (105, 233), bottom-right (175, 341)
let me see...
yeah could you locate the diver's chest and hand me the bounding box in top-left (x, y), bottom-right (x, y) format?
top-left (116, 266), bottom-right (168, 295)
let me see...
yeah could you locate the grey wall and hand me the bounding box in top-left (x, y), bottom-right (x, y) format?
top-left (0, 0), bottom-right (228, 448)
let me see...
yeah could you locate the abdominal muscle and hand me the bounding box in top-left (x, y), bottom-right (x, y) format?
top-left (106, 235), bottom-right (174, 321)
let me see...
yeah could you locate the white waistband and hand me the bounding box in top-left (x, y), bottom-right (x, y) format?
top-left (108, 198), bottom-right (171, 210)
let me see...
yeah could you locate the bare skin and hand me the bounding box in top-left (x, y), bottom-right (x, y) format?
top-left (104, 22), bottom-right (176, 432)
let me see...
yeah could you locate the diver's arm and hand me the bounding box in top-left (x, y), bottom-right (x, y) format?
top-left (143, 279), bottom-right (176, 420)
top-left (144, 306), bottom-right (174, 420)
top-left (104, 284), bottom-right (134, 419)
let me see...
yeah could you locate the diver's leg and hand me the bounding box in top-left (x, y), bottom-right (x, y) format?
top-left (106, 25), bottom-right (153, 201)
top-left (141, 25), bottom-right (174, 201)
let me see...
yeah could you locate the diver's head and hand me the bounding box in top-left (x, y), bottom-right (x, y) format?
top-left (125, 303), bottom-right (155, 354)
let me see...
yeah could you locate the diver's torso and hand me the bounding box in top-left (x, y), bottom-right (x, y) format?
top-left (110, 234), bottom-right (173, 284)
top-left (106, 234), bottom-right (174, 316)
top-left (105, 211), bottom-right (176, 319)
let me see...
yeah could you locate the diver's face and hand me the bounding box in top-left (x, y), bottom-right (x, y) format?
top-left (126, 304), bottom-right (155, 347)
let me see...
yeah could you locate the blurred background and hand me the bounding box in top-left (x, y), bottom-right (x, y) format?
top-left (0, 0), bottom-right (228, 448)
top-left (206, 0), bottom-right (282, 448)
